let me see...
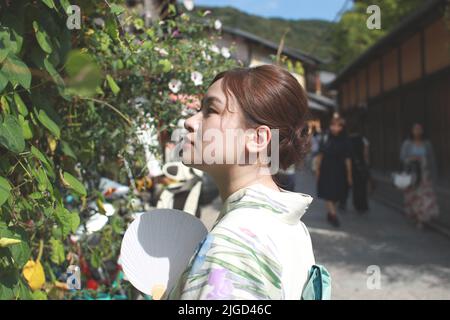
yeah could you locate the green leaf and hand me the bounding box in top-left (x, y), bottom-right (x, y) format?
top-left (30, 146), bottom-right (51, 168)
top-left (64, 50), bottom-right (102, 97)
top-left (0, 71), bottom-right (7, 93)
top-left (61, 140), bottom-right (77, 160)
top-left (43, 57), bottom-right (65, 88)
top-left (35, 167), bottom-right (52, 193)
top-left (30, 145), bottom-right (55, 180)
top-left (59, 0), bottom-right (71, 13)
top-left (110, 4), bottom-right (125, 15)
top-left (35, 109), bottom-right (60, 138)
top-left (1, 54), bottom-right (31, 89)
top-left (13, 93), bottom-right (28, 116)
top-left (55, 206), bottom-right (72, 237)
top-left (62, 172), bottom-right (86, 196)
top-left (29, 192), bottom-right (43, 200)
top-left (111, 216), bottom-right (124, 234)
top-left (0, 268), bottom-right (18, 300)
top-left (31, 290), bottom-right (47, 300)
top-left (0, 29), bottom-right (10, 63)
top-left (41, 0), bottom-right (55, 8)
top-left (18, 115), bottom-right (33, 140)
top-left (0, 115), bottom-right (25, 153)
top-left (0, 224), bottom-right (30, 269)
top-left (16, 278), bottom-right (33, 300)
top-left (2, 13), bottom-right (24, 56)
top-left (70, 211), bottom-right (80, 233)
top-left (90, 251), bottom-right (101, 269)
top-left (32, 21), bottom-right (52, 54)
top-left (158, 59), bottom-right (172, 73)
top-left (105, 17), bottom-right (120, 43)
top-left (0, 176), bottom-right (12, 207)
top-left (49, 238), bottom-right (65, 265)
top-left (106, 74), bottom-right (120, 96)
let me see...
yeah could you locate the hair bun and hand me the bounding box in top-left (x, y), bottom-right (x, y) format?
top-left (278, 125), bottom-right (310, 170)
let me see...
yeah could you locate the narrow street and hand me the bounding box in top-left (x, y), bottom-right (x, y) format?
top-left (199, 169), bottom-right (450, 299)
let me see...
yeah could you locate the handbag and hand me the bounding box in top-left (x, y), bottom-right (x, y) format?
top-left (392, 172), bottom-right (414, 190)
top-left (301, 265), bottom-right (331, 300)
top-left (392, 159), bottom-right (421, 190)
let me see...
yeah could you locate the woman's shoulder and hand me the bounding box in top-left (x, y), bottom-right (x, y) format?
top-left (401, 139), bottom-right (413, 147)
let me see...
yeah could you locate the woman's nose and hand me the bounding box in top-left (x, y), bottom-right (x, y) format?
top-left (184, 113), bottom-right (200, 132)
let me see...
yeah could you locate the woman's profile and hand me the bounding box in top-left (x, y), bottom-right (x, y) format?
top-left (167, 64), bottom-right (321, 300)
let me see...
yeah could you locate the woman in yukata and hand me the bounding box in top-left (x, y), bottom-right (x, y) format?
top-left (168, 64), bottom-right (318, 300)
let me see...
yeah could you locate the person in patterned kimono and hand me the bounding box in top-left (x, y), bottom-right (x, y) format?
top-left (400, 123), bottom-right (439, 229)
top-left (167, 65), bottom-right (319, 300)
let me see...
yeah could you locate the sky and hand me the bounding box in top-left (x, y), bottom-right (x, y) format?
top-left (192, 0), bottom-right (352, 21)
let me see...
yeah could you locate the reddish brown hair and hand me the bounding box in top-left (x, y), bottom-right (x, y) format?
top-left (210, 64), bottom-right (310, 170)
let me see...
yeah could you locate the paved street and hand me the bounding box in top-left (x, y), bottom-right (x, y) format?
top-left (199, 169), bottom-right (450, 300)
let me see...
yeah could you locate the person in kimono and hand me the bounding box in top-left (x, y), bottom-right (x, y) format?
top-left (167, 65), bottom-right (321, 300)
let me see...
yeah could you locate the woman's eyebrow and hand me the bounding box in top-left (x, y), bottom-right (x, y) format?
top-left (201, 95), bottom-right (222, 108)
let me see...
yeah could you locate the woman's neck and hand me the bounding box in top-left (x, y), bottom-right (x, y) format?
top-left (210, 166), bottom-right (280, 202)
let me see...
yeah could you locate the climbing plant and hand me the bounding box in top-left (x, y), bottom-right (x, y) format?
top-left (0, 0), bottom-right (237, 299)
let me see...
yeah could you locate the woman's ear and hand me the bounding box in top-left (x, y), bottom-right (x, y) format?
top-left (246, 125), bottom-right (272, 154)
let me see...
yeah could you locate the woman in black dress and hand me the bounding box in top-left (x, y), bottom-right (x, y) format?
top-left (316, 117), bottom-right (352, 227)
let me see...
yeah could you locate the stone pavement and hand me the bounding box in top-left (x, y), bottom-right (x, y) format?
top-left (199, 169), bottom-right (450, 300)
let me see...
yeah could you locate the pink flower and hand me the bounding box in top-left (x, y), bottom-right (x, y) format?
top-left (207, 268), bottom-right (234, 299)
top-left (169, 93), bottom-right (178, 102)
top-left (172, 29), bottom-right (181, 38)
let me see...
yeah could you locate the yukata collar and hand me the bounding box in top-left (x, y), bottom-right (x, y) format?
top-left (217, 183), bottom-right (313, 225)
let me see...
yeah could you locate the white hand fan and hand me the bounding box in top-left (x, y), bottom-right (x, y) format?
top-left (120, 209), bottom-right (208, 299)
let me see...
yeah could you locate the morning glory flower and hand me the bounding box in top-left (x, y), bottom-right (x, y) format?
top-left (169, 79), bottom-right (182, 93)
top-left (191, 71), bottom-right (203, 86)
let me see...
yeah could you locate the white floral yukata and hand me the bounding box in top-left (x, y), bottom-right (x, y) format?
top-left (167, 183), bottom-right (316, 300)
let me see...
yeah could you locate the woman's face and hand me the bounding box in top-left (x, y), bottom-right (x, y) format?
top-left (182, 79), bottom-right (249, 173)
top-left (412, 124), bottom-right (423, 139)
top-left (330, 122), bottom-right (343, 136)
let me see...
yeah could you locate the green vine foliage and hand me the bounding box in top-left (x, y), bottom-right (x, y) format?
top-left (0, 0), bottom-right (237, 299)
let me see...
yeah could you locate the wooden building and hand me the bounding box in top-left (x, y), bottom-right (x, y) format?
top-left (329, 0), bottom-right (450, 228)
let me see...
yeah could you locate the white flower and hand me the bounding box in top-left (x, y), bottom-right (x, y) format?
top-left (183, 0), bottom-right (194, 11)
top-left (214, 19), bottom-right (222, 30)
top-left (209, 44), bottom-right (220, 54)
top-left (203, 10), bottom-right (211, 16)
top-left (202, 50), bottom-right (212, 61)
top-left (221, 47), bottom-right (231, 58)
top-left (191, 71), bottom-right (203, 86)
top-left (168, 79), bottom-right (182, 93)
top-left (155, 47), bottom-right (169, 56)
